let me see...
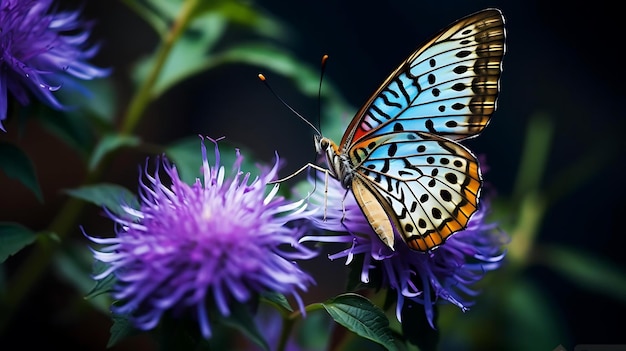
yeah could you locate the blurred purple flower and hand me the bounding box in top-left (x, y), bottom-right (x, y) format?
top-left (300, 174), bottom-right (507, 327)
top-left (86, 137), bottom-right (317, 339)
top-left (0, 0), bottom-right (109, 131)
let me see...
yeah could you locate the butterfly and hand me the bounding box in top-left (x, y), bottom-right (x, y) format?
top-left (268, 8), bottom-right (505, 252)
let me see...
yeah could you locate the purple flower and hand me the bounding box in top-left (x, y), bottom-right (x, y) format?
top-left (86, 137), bottom-right (317, 339)
top-left (300, 174), bottom-right (507, 327)
top-left (0, 0), bottom-right (109, 131)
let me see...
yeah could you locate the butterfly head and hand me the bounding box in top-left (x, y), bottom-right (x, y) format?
top-left (313, 134), bottom-right (327, 154)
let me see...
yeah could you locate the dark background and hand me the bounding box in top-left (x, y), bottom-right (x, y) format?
top-left (1, 0), bottom-right (624, 350)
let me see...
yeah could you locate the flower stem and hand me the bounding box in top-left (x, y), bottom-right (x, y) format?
top-left (276, 315), bottom-right (295, 351)
top-left (0, 0), bottom-right (202, 334)
top-left (120, 0), bottom-right (200, 135)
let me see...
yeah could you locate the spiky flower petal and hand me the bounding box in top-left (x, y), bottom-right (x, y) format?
top-left (86, 138), bottom-right (317, 338)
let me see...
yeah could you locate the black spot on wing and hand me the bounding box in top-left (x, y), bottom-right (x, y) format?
top-left (388, 143), bottom-right (397, 157)
top-left (425, 119), bottom-right (436, 133)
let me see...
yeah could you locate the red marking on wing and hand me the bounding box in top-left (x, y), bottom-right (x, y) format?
top-left (352, 126), bottom-right (368, 142)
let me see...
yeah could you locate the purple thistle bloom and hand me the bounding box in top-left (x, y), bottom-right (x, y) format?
top-left (86, 137), bottom-right (317, 339)
top-left (0, 0), bottom-right (110, 131)
top-left (300, 174), bottom-right (507, 327)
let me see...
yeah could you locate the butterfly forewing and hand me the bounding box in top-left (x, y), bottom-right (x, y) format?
top-left (341, 9), bottom-right (505, 146)
top-left (349, 132), bottom-right (481, 251)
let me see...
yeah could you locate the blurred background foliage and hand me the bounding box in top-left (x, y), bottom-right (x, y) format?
top-left (0, 0), bottom-right (625, 350)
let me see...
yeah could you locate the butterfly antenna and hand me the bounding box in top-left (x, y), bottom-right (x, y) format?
top-left (258, 74), bottom-right (321, 136)
top-left (317, 54), bottom-right (329, 133)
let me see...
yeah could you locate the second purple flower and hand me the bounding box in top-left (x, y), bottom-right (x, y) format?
top-left (300, 173), bottom-right (507, 328)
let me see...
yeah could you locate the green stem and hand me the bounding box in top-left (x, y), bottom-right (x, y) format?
top-left (120, 0), bottom-right (200, 135)
top-left (507, 191), bottom-right (547, 266)
top-left (276, 303), bottom-right (325, 351)
top-left (276, 315), bottom-right (295, 351)
top-left (0, 0), bottom-right (201, 334)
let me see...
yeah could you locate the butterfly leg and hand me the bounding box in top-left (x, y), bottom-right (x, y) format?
top-left (268, 162), bottom-right (329, 184)
top-left (268, 162), bottom-right (340, 221)
top-left (319, 170), bottom-right (327, 221)
top-left (340, 188), bottom-right (351, 224)
top-left (314, 168), bottom-right (332, 222)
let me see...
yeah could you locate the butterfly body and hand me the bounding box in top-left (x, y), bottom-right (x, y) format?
top-left (317, 8), bottom-right (505, 252)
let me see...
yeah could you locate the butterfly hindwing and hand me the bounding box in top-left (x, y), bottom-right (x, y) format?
top-left (349, 131), bottom-right (481, 251)
top-left (341, 9), bottom-right (505, 146)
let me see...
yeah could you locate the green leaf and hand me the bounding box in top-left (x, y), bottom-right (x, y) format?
top-left (89, 134), bottom-right (140, 170)
top-left (143, 0), bottom-right (185, 22)
top-left (221, 301), bottom-right (269, 351)
top-left (85, 260), bottom-right (116, 300)
top-left (0, 222), bottom-right (37, 263)
top-left (108, 311), bottom-right (139, 348)
top-left (260, 291), bottom-right (293, 312)
top-left (58, 78), bottom-right (118, 126)
top-left (0, 142), bottom-right (43, 202)
top-left (401, 300), bottom-right (439, 351)
top-left (132, 12), bottom-right (228, 97)
top-left (322, 293), bottom-right (397, 351)
top-left (65, 183), bottom-right (138, 217)
top-left (194, 1), bottom-right (289, 39)
top-left (538, 245), bottom-right (626, 303)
